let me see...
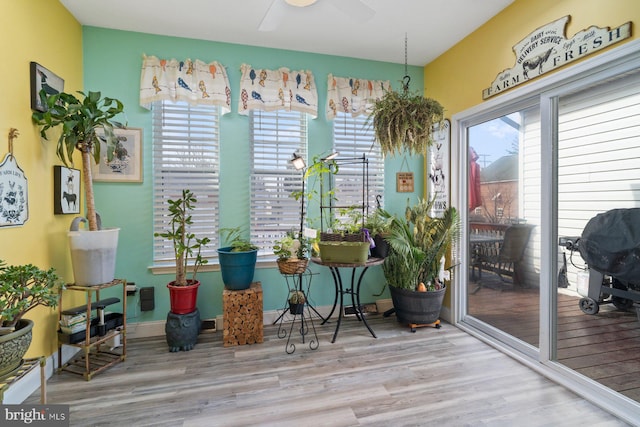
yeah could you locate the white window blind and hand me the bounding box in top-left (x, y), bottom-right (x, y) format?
top-left (152, 100), bottom-right (220, 265)
top-left (250, 110), bottom-right (307, 255)
top-left (333, 112), bottom-right (385, 217)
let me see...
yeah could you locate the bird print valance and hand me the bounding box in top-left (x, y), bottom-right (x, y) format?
top-left (238, 64), bottom-right (318, 118)
top-left (326, 74), bottom-right (390, 120)
top-left (140, 55), bottom-right (231, 113)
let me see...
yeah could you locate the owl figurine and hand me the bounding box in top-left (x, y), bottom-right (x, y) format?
top-left (165, 309), bottom-right (201, 352)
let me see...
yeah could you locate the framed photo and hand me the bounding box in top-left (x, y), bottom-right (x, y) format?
top-left (92, 127), bottom-right (143, 183)
top-left (54, 166), bottom-right (80, 215)
top-left (30, 62), bottom-right (64, 112)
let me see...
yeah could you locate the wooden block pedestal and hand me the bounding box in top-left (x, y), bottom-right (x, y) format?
top-left (223, 282), bottom-right (264, 347)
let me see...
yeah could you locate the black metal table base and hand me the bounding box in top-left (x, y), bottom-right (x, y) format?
top-left (312, 257), bottom-right (383, 343)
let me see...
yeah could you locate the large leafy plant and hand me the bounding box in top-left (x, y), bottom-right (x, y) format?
top-left (154, 189), bottom-right (211, 286)
top-left (383, 198), bottom-right (460, 291)
top-left (32, 90), bottom-right (125, 231)
top-left (0, 261), bottom-right (61, 331)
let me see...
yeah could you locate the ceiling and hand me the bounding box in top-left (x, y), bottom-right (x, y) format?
top-left (60, 0), bottom-right (514, 66)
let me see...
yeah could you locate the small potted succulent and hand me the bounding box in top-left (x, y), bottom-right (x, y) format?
top-left (0, 260), bottom-right (62, 377)
top-left (273, 231), bottom-right (309, 275)
top-left (288, 290), bottom-right (306, 315)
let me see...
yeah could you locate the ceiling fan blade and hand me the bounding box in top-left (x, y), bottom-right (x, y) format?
top-left (328, 0), bottom-right (375, 22)
top-left (258, 0), bottom-right (288, 32)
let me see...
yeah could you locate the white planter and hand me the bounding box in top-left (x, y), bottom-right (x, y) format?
top-left (68, 228), bottom-right (120, 286)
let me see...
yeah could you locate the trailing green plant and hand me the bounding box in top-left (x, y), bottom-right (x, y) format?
top-left (382, 198), bottom-right (460, 291)
top-left (32, 90), bottom-right (125, 231)
top-left (0, 260), bottom-right (62, 332)
top-left (220, 227), bottom-right (258, 252)
top-left (273, 231), bottom-right (309, 261)
top-left (154, 189), bottom-right (211, 286)
top-left (288, 290), bottom-right (306, 304)
top-left (368, 89), bottom-right (444, 157)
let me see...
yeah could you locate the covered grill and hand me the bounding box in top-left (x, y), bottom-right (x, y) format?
top-left (575, 208), bottom-right (640, 315)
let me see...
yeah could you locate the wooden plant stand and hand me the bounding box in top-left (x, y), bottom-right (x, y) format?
top-left (223, 282), bottom-right (264, 347)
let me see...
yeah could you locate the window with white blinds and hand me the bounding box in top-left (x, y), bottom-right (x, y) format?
top-left (152, 100), bottom-right (220, 265)
top-left (332, 112), bottom-right (385, 216)
top-left (250, 110), bottom-right (307, 255)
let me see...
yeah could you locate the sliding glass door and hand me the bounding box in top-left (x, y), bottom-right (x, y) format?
top-left (466, 107), bottom-right (541, 349)
top-left (456, 44), bottom-right (640, 419)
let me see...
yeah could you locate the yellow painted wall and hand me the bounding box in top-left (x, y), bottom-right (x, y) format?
top-left (424, 0), bottom-right (640, 310)
top-left (424, 0), bottom-right (640, 113)
top-left (0, 0), bottom-right (83, 358)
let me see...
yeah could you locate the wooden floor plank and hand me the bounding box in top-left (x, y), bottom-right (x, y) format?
top-left (24, 314), bottom-right (631, 426)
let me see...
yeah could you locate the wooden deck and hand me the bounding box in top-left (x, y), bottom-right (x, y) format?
top-left (469, 273), bottom-right (640, 403)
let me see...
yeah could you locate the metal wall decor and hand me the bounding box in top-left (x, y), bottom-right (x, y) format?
top-left (483, 16), bottom-right (631, 99)
top-left (0, 129), bottom-right (28, 227)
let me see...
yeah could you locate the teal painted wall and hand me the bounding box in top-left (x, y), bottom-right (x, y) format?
top-left (82, 27), bottom-right (426, 323)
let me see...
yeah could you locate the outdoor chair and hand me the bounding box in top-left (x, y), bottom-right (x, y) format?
top-left (472, 223), bottom-right (535, 292)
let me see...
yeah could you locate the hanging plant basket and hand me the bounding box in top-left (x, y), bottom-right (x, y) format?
top-left (370, 90), bottom-right (444, 157)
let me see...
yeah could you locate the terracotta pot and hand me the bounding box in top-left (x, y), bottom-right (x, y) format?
top-left (167, 280), bottom-right (200, 314)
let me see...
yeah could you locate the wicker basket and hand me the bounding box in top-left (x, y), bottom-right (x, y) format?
top-left (277, 258), bottom-right (309, 275)
top-left (320, 232), bottom-right (367, 242)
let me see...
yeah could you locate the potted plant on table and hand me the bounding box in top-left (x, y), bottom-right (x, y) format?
top-left (364, 207), bottom-right (395, 258)
top-left (0, 260), bottom-right (61, 377)
top-left (382, 198), bottom-right (460, 329)
top-left (154, 189), bottom-right (211, 314)
top-left (218, 227), bottom-right (259, 291)
top-left (273, 231), bottom-right (309, 275)
top-left (32, 90), bottom-right (125, 286)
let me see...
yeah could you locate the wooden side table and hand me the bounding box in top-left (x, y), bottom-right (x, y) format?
top-left (223, 282), bottom-right (263, 347)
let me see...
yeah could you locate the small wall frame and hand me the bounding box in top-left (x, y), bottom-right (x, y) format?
top-left (54, 166), bottom-right (80, 215)
top-left (92, 127), bottom-right (143, 183)
top-left (30, 62), bottom-right (64, 112)
top-left (396, 172), bottom-right (414, 193)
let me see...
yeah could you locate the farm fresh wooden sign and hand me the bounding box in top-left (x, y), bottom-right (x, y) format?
top-left (483, 16), bottom-right (631, 99)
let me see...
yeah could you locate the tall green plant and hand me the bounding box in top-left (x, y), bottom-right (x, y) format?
top-left (154, 189), bottom-right (211, 286)
top-left (32, 90), bottom-right (125, 231)
top-left (382, 198), bottom-right (460, 291)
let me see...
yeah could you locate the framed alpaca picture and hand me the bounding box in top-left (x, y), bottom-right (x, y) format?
top-left (30, 62), bottom-right (64, 112)
top-left (92, 127), bottom-right (143, 183)
top-left (54, 166), bottom-right (80, 214)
